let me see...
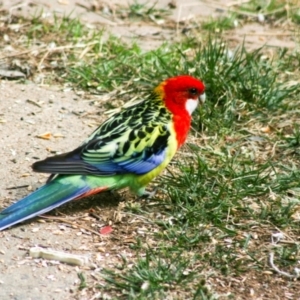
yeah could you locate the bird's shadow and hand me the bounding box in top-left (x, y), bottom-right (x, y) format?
top-left (55, 190), bottom-right (126, 215)
top-left (8, 189), bottom-right (130, 231)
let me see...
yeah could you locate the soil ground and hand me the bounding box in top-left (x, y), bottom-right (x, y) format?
top-left (0, 0), bottom-right (297, 299)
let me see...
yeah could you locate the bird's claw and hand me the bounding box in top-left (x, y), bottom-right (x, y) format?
top-left (139, 187), bottom-right (158, 199)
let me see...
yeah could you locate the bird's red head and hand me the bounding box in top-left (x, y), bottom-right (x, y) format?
top-left (154, 75), bottom-right (206, 117)
top-left (154, 75), bottom-right (206, 148)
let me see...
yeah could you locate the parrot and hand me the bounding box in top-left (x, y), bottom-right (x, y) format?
top-left (0, 75), bottom-right (206, 231)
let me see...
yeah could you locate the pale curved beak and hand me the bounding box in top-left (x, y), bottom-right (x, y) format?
top-left (199, 92), bottom-right (206, 105)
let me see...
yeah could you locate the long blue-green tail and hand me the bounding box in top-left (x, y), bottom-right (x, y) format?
top-left (0, 175), bottom-right (109, 231)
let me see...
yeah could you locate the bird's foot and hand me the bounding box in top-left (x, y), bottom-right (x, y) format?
top-left (139, 187), bottom-right (158, 199)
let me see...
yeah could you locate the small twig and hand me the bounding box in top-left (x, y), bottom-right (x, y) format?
top-left (26, 99), bottom-right (43, 107)
top-left (202, 0), bottom-right (298, 19)
top-left (39, 215), bottom-right (102, 237)
top-left (37, 41), bottom-right (100, 71)
top-left (0, 41), bottom-right (100, 63)
top-left (0, 48), bottom-right (45, 61)
top-left (269, 252), bottom-right (300, 279)
top-left (260, 5), bottom-right (297, 17)
top-left (201, 0), bottom-right (258, 17)
top-left (6, 184), bottom-right (29, 190)
top-left (89, 212), bottom-right (101, 220)
top-left (226, 0), bottom-right (252, 7)
top-left (124, 212), bottom-right (157, 225)
top-left (243, 32), bottom-right (295, 36)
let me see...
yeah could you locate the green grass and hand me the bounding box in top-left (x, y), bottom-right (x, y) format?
top-left (1, 4), bottom-right (300, 298)
top-left (100, 249), bottom-right (214, 299)
top-left (125, 0), bottom-right (171, 22)
top-left (201, 15), bottom-right (237, 32)
top-left (235, 0), bottom-right (300, 23)
top-left (78, 272), bottom-right (87, 290)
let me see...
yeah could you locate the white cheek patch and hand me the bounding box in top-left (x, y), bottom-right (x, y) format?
top-left (200, 93), bottom-right (206, 104)
top-left (185, 98), bottom-right (199, 115)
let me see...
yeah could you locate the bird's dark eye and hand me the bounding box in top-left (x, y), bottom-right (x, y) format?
top-left (189, 88), bottom-right (198, 95)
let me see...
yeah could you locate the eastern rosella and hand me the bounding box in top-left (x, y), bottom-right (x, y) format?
top-left (0, 75), bottom-right (205, 231)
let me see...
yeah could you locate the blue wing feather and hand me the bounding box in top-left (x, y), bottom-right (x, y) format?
top-left (113, 149), bottom-right (166, 174)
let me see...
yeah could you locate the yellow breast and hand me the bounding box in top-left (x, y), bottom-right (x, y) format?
top-left (134, 124), bottom-right (178, 189)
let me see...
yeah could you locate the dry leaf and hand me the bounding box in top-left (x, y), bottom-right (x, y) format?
top-left (37, 132), bottom-right (52, 140)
